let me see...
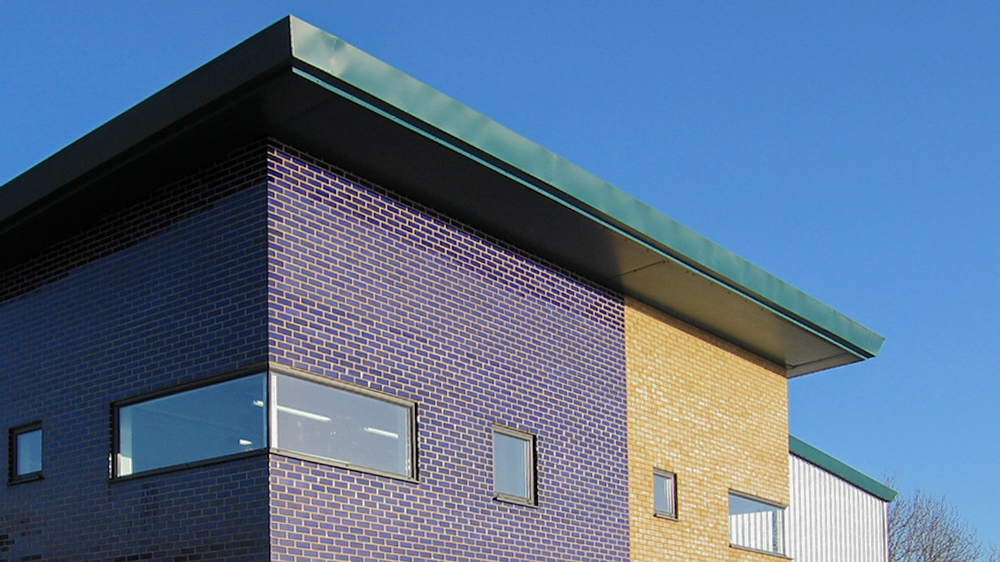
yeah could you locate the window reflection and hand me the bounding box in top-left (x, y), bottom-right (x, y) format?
top-left (15, 428), bottom-right (42, 477)
top-left (274, 374), bottom-right (412, 477)
top-left (115, 371), bottom-right (414, 479)
top-left (729, 492), bottom-right (786, 554)
top-left (493, 427), bottom-right (535, 503)
top-left (118, 374), bottom-right (267, 476)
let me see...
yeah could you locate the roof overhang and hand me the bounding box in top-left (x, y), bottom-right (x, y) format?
top-left (0, 16), bottom-right (883, 376)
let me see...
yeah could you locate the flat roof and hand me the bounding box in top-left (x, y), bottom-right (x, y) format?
top-left (790, 436), bottom-right (897, 502)
top-left (0, 16), bottom-right (883, 376)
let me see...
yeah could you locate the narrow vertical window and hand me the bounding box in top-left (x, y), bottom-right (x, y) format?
top-left (9, 422), bottom-right (42, 483)
top-left (653, 469), bottom-right (677, 519)
top-left (729, 491), bottom-right (786, 555)
top-left (492, 425), bottom-right (536, 505)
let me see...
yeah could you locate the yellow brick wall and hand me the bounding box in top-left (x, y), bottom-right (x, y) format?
top-left (625, 297), bottom-right (789, 561)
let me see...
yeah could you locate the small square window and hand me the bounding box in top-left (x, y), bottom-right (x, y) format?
top-left (492, 426), bottom-right (536, 505)
top-left (653, 469), bottom-right (677, 519)
top-left (9, 422), bottom-right (42, 483)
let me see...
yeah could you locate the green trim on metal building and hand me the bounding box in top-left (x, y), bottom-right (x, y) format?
top-left (790, 436), bottom-right (897, 502)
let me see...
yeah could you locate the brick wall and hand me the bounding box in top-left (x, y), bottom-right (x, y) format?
top-left (266, 144), bottom-right (631, 561)
top-left (624, 298), bottom-right (789, 561)
top-left (1, 135), bottom-right (795, 561)
top-left (0, 144), bottom-right (271, 561)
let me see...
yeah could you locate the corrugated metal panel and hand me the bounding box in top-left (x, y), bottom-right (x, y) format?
top-left (788, 455), bottom-right (889, 562)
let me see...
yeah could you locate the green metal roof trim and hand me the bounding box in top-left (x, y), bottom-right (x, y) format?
top-left (790, 436), bottom-right (897, 502)
top-left (287, 18), bottom-right (883, 360)
top-left (0, 16), bottom-right (883, 373)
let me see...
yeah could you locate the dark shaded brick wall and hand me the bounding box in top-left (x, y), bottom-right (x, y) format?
top-left (1, 138), bottom-right (632, 561)
top-left (267, 145), bottom-right (630, 561)
top-left (0, 144), bottom-right (271, 561)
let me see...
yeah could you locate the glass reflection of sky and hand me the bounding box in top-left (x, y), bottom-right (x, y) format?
top-left (16, 429), bottom-right (42, 475)
top-left (119, 374), bottom-right (266, 475)
top-left (117, 372), bottom-right (412, 478)
top-left (494, 431), bottom-right (530, 498)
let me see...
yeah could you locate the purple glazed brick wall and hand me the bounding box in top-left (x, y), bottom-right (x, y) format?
top-left (0, 144), bottom-right (271, 561)
top-left (267, 144), bottom-right (631, 561)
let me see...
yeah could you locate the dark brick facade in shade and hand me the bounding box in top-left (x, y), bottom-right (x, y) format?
top-left (1, 139), bottom-right (630, 560)
top-left (266, 145), bottom-right (630, 561)
top-left (0, 144), bottom-right (271, 561)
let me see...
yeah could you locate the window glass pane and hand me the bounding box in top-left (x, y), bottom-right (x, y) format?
top-left (654, 470), bottom-right (676, 517)
top-left (118, 373), bottom-right (266, 476)
top-left (729, 493), bottom-right (785, 554)
top-left (274, 374), bottom-right (412, 478)
top-left (16, 429), bottom-right (42, 476)
top-left (493, 430), bottom-right (532, 500)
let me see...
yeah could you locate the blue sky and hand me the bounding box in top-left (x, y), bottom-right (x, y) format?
top-left (3, 0), bottom-right (999, 547)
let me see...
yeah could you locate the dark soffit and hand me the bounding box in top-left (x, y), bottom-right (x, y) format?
top-left (0, 16), bottom-right (883, 376)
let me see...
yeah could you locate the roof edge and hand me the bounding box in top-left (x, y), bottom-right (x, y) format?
top-left (284, 17), bottom-right (884, 361)
top-left (790, 435), bottom-right (897, 502)
top-left (0, 16), bottom-right (296, 230)
top-left (0, 16), bottom-right (884, 370)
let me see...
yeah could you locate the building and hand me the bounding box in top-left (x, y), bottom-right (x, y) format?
top-left (787, 437), bottom-right (896, 562)
top-left (1, 17), bottom-right (887, 561)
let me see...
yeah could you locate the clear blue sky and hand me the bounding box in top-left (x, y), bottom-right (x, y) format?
top-left (3, 0), bottom-right (999, 547)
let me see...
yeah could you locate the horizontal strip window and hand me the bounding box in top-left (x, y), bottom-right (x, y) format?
top-left (272, 372), bottom-right (414, 478)
top-left (117, 373), bottom-right (267, 477)
top-left (729, 491), bottom-right (786, 556)
top-left (115, 369), bottom-right (415, 480)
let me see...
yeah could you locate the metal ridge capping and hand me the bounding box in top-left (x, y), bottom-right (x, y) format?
top-left (790, 436), bottom-right (897, 502)
top-left (286, 17), bottom-right (884, 359)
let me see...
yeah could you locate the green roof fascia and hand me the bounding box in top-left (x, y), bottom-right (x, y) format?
top-left (286, 17), bottom-right (884, 360)
top-left (790, 436), bottom-right (897, 502)
top-left (0, 18), bottom-right (296, 230)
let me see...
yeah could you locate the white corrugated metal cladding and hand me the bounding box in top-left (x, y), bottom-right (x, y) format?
top-left (787, 454), bottom-right (890, 562)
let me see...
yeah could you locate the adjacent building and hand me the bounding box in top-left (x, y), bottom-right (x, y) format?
top-left (788, 437), bottom-right (896, 562)
top-left (1, 17), bottom-right (889, 561)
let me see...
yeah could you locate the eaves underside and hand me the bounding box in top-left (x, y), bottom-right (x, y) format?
top-left (0, 16), bottom-right (883, 377)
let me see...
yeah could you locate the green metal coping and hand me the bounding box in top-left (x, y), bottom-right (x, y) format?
top-left (286, 18), bottom-right (883, 360)
top-left (0, 16), bottom-right (883, 366)
top-left (790, 436), bottom-right (897, 502)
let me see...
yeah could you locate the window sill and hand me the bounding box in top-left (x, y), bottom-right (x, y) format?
top-left (269, 449), bottom-right (418, 484)
top-left (653, 511), bottom-right (678, 521)
top-left (7, 472), bottom-right (43, 486)
top-left (729, 543), bottom-right (791, 559)
top-left (494, 493), bottom-right (537, 508)
top-left (111, 449), bottom-right (266, 482)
